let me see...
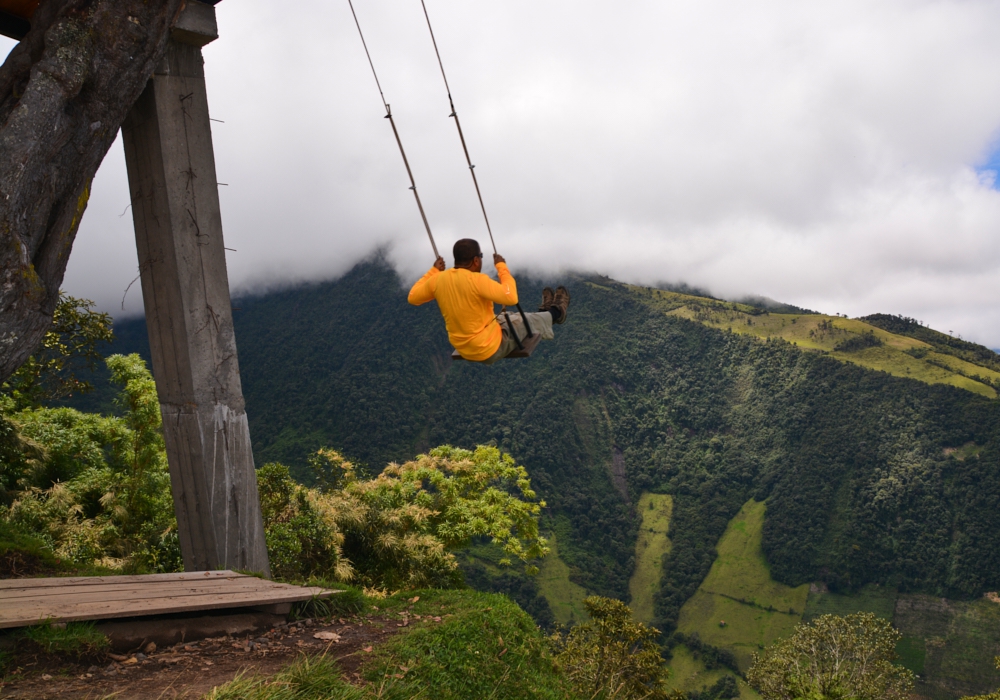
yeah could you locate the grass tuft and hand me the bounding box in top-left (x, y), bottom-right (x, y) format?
top-left (364, 589), bottom-right (573, 699)
top-left (20, 621), bottom-right (108, 659)
top-left (291, 581), bottom-right (367, 621)
top-left (204, 655), bottom-right (372, 699)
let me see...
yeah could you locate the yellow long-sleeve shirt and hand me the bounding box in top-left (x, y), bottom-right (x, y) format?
top-left (408, 263), bottom-right (518, 361)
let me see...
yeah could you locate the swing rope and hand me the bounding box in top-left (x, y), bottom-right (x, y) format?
top-left (418, 0), bottom-right (497, 256)
top-left (347, 0), bottom-right (440, 259)
top-left (347, 0), bottom-right (536, 346)
top-left (418, 1), bottom-right (534, 340)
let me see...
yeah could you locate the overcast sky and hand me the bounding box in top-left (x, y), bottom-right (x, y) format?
top-left (5, 0), bottom-right (1000, 346)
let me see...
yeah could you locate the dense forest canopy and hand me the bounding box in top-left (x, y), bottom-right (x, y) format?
top-left (74, 256), bottom-right (1000, 636)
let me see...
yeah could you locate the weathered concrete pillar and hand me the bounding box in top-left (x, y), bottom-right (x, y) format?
top-left (121, 1), bottom-right (270, 575)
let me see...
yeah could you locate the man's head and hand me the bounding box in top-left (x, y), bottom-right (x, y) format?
top-left (453, 238), bottom-right (483, 272)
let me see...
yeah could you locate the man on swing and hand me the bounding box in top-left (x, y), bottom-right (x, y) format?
top-left (408, 239), bottom-right (570, 364)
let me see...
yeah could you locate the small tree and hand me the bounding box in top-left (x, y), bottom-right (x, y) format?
top-left (746, 613), bottom-right (914, 700)
top-left (552, 596), bottom-right (669, 700)
top-left (2, 293), bottom-right (113, 410)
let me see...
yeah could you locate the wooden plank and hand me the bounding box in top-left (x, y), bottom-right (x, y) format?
top-left (6, 586), bottom-right (330, 620)
top-left (0, 577), bottom-right (272, 599)
top-left (3, 587), bottom-right (334, 627)
top-left (0, 584), bottom-right (297, 610)
top-left (0, 570), bottom-right (246, 589)
top-left (0, 586), bottom-right (335, 629)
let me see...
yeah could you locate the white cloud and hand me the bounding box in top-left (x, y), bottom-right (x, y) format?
top-left (6, 0), bottom-right (1000, 345)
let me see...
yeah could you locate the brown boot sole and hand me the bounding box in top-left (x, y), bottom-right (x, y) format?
top-left (539, 287), bottom-right (555, 312)
top-left (552, 286), bottom-right (570, 324)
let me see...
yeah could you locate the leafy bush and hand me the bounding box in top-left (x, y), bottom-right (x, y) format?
top-left (686, 675), bottom-right (739, 700)
top-left (333, 445), bottom-right (548, 588)
top-left (833, 331), bottom-right (883, 353)
top-left (670, 632), bottom-right (740, 674)
top-left (551, 596), bottom-right (668, 700)
top-left (1, 354), bottom-right (178, 573)
top-left (257, 461), bottom-right (346, 582)
top-left (746, 612), bottom-right (914, 700)
top-left (260, 445), bottom-right (549, 590)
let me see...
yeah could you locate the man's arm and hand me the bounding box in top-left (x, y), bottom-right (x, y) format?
top-left (408, 263), bottom-right (442, 305)
top-left (476, 260), bottom-right (519, 306)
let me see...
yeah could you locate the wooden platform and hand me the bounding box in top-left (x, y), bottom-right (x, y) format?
top-left (0, 571), bottom-right (336, 629)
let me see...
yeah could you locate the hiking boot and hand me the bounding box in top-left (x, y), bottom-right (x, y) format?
top-left (552, 286), bottom-right (570, 324)
top-left (539, 287), bottom-right (555, 312)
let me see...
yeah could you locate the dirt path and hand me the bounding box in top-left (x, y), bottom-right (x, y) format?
top-left (1, 612), bottom-right (411, 699)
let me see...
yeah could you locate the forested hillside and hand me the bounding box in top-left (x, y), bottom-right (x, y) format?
top-left (82, 255), bottom-right (1000, 640)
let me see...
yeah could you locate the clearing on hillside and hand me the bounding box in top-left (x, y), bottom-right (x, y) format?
top-left (674, 499), bottom-right (809, 671)
top-left (893, 594), bottom-right (1000, 700)
top-left (536, 534), bottom-right (589, 626)
top-left (629, 285), bottom-right (999, 398)
top-left (628, 493), bottom-right (673, 625)
top-left (665, 643), bottom-right (759, 699)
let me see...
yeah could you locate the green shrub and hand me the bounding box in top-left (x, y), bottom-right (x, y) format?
top-left (2, 354), bottom-right (176, 573)
top-left (365, 589), bottom-right (572, 699)
top-left (259, 445), bottom-right (548, 591)
top-left (551, 596), bottom-right (669, 700)
top-left (257, 462), bottom-right (346, 582)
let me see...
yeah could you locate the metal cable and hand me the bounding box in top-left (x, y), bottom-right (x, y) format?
top-left (347, 0), bottom-right (439, 259)
top-left (419, 0), bottom-right (498, 256)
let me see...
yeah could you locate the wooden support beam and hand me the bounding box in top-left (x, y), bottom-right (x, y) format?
top-left (120, 2), bottom-right (269, 576)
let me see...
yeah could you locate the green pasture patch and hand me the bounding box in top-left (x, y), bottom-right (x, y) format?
top-left (694, 500), bottom-right (808, 613)
top-left (896, 635), bottom-right (927, 675)
top-left (665, 644), bottom-right (759, 699)
top-left (831, 345), bottom-right (997, 398)
top-left (945, 442), bottom-right (985, 461)
top-left (803, 583), bottom-right (897, 622)
top-left (894, 594), bottom-right (1000, 699)
top-left (647, 291), bottom-right (1000, 398)
top-left (926, 352), bottom-right (1000, 385)
top-left (677, 590), bottom-right (801, 671)
top-left (628, 493), bottom-right (673, 625)
top-left (676, 500), bottom-right (809, 671)
top-left (536, 534), bottom-right (589, 626)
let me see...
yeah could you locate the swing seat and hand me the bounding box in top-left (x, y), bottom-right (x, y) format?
top-left (452, 332), bottom-right (541, 361)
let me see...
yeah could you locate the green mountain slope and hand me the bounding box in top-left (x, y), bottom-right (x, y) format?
top-left (83, 256), bottom-right (1000, 642)
top-left (638, 286), bottom-right (1000, 397)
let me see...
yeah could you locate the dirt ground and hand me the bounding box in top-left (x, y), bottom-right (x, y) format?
top-left (0, 610), bottom-right (427, 699)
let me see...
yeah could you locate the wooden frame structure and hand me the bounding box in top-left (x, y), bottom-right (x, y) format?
top-left (0, 0), bottom-right (270, 576)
